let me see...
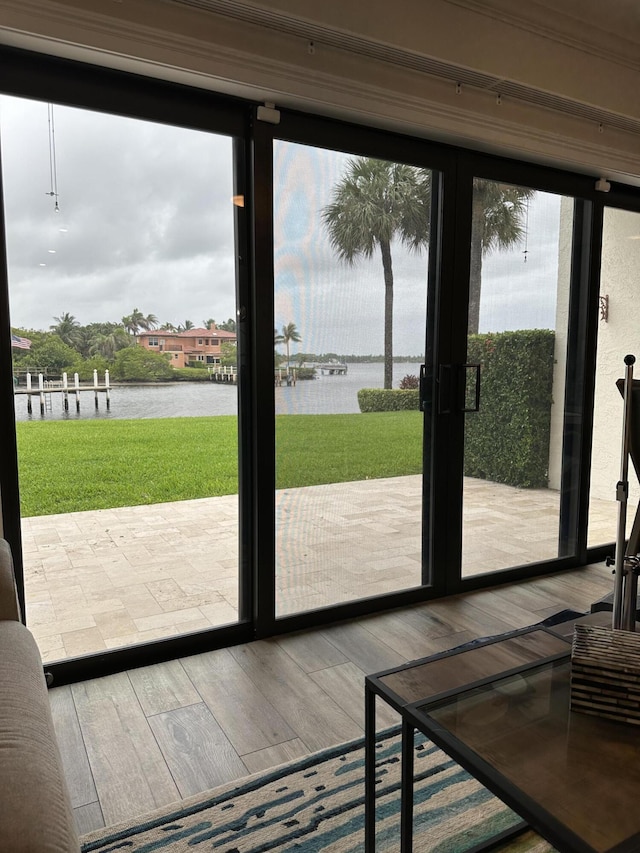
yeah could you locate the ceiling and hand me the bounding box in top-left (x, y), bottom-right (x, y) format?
top-left (534, 0), bottom-right (640, 41)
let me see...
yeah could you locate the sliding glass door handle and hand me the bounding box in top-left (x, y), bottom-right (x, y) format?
top-left (434, 364), bottom-right (452, 414)
top-left (419, 364), bottom-right (427, 412)
top-left (461, 363), bottom-right (481, 413)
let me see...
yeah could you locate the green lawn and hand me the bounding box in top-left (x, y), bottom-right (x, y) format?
top-left (16, 412), bottom-right (423, 517)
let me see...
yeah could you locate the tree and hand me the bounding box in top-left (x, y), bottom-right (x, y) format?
top-left (29, 336), bottom-right (80, 374)
top-left (468, 180), bottom-right (535, 334)
top-left (122, 309), bottom-right (158, 336)
top-left (89, 327), bottom-right (132, 360)
top-left (322, 158), bottom-right (431, 389)
top-left (278, 322), bottom-right (301, 372)
top-left (112, 346), bottom-right (173, 381)
top-left (50, 312), bottom-right (81, 348)
top-left (274, 328), bottom-right (285, 366)
top-left (220, 340), bottom-right (237, 367)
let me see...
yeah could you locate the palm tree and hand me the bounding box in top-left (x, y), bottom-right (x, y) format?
top-left (144, 312), bottom-right (158, 331)
top-left (322, 158), bottom-right (431, 389)
top-left (50, 312), bottom-right (81, 347)
top-left (89, 328), bottom-right (131, 360)
top-left (121, 309), bottom-right (158, 335)
top-left (468, 180), bottom-right (535, 334)
top-left (279, 322), bottom-right (301, 372)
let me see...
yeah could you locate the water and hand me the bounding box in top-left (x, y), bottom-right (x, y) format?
top-left (13, 363), bottom-right (422, 421)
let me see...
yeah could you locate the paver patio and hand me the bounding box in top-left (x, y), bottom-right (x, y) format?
top-left (19, 475), bottom-right (622, 663)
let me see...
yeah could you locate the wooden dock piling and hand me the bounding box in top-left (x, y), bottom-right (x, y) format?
top-left (20, 371), bottom-right (111, 415)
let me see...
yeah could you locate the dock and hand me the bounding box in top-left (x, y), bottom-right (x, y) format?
top-left (275, 368), bottom-right (297, 386)
top-left (16, 370), bottom-right (110, 415)
top-left (208, 366), bottom-right (237, 384)
top-left (301, 362), bottom-right (348, 375)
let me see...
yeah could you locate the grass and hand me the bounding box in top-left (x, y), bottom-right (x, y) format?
top-left (16, 411), bottom-right (423, 517)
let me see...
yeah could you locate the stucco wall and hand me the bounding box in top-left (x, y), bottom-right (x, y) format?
top-left (548, 197), bottom-right (574, 491)
top-left (590, 208), bottom-right (640, 503)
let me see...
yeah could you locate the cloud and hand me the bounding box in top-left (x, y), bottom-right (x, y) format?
top-left (1, 98), bottom-right (563, 353)
top-left (1, 96), bottom-right (236, 330)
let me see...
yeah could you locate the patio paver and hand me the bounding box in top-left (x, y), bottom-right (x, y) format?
top-left (19, 476), bottom-right (622, 663)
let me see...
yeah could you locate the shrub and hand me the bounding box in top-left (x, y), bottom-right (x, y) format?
top-left (112, 346), bottom-right (174, 381)
top-left (357, 388), bottom-right (419, 412)
top-left (173, 367), bottom-right (212, 381)
top-left (464, 329), bottom-right (555, 488)
top-left (399, 374), bottom-right (419, 389)
top-left (296, 367), bottom-right (316, 380)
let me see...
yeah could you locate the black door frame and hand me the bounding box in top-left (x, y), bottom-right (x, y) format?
top-left (0, 46), bottom-right (257, 685)
top-left (0, 45), bottom-right (637, 685)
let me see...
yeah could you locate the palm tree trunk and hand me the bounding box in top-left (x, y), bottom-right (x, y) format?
top-left (468, 196), bottom-right (484, 336)
top-left (380, 239), bottom-right (394, 390)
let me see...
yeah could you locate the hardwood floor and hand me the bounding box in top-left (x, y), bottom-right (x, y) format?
top-left (48, 562), bottom-right (613, 837)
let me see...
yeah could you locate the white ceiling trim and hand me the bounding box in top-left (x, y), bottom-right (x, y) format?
top-left (1, 0), bottom-right (640, 182)
top-left (166, 0), bottom-right (640, 136)
top-left (444, 0), bottom-right (640, 72)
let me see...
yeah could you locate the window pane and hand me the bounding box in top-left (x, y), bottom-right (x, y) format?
top-left (462, 182), bottom-right (575, 577)
top-left (588, 207), bottom-right (640, 550)
top-left (2, 96), bottom-right (241, 662)
top-left (273, 143), bottom-right (432, 615)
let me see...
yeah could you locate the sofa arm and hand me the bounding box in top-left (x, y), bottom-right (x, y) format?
top-left (0, 620), bottom-right (80, 852)
top-left (0, 538), bottom-right (21, 622)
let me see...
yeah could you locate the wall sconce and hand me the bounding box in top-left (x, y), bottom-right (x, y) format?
top-left (599, 294), bottom-right (609, 322)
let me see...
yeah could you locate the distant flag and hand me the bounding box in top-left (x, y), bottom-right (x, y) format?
top-left (11, 334), bottom-right (31, 350)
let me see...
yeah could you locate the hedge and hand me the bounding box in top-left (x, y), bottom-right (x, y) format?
top-left (356, 331), bottom-right (554, 487)
top-left (357, 388), bottom-right (419, 412)
top-left (464, 329), bottom-right (555, 488)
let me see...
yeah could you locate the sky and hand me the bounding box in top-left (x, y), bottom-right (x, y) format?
top-left (0, 95), bottom-right (563, 356)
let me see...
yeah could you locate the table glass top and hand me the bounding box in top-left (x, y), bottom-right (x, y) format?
top-left (377, 628), bottom-right (570, 704)
top-left (416, 659), bottom-right (640, 853)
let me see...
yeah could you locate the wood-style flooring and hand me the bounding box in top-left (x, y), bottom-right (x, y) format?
top-left (49, 562), bottom-right (613, 838)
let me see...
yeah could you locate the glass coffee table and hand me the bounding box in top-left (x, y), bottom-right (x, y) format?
top-left (365, 613), bottom-right (637, 853)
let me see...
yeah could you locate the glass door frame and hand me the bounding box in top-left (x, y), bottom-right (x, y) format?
top-left (585, 187), bottom-right (640, 565)
top-left (250, 108), bottom-right (459, 637)
top-left (441, 153), bottom-right (604, 593)
top-left (1, 43), bottom-right (637, 683)
top-left (0, 45), bottom-right (257, 684)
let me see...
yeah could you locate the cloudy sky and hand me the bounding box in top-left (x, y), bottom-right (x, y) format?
top-left (0, 95), bottom-right (563, 356)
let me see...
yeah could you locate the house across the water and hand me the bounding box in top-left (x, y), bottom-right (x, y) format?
top-left (136, 325), bottom-right (237, 369)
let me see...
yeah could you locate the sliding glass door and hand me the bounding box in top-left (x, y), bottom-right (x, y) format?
top-left (2, 94), bottom-right (244, 662)
top-left (272, 141), bottom-right (435, 615)
top-left (460, 179), bottom-right (583, 578)
top-left (0, 48), bottom-right (613, 678)
top-left (588, 207), bottom-right (640, 550)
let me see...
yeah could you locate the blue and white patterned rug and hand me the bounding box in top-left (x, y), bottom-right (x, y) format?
top-left (80, 726), bottom-right (554, 853)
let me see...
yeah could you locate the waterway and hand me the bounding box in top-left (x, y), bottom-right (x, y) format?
top-left (13, 362), bottom-right (422, 422)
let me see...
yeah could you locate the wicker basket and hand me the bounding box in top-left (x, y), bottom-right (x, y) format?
top-left (570, 624), bottom-right (640, 725)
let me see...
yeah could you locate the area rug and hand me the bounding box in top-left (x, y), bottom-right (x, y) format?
top-left (80, 726), bottom-right (555, 853)
top-left (81, 613), bottom-right (580, 853)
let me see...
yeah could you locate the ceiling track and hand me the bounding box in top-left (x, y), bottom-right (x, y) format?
top-left (167, 0), bottom-right (640, 137)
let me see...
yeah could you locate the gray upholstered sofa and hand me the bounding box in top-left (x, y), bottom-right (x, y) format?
top-left (0, 537), bottom-right (80, 852)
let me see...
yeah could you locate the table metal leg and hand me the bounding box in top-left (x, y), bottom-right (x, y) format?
top-left (401, 717), bottom-right (414, 853)
top-left (364, 683), bottom-right (376, 853)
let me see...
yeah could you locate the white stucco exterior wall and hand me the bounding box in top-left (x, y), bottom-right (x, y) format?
top-left (590, 208), bottom-right (640, 503)
top-left (548, 197), bottom-right (574, 491)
